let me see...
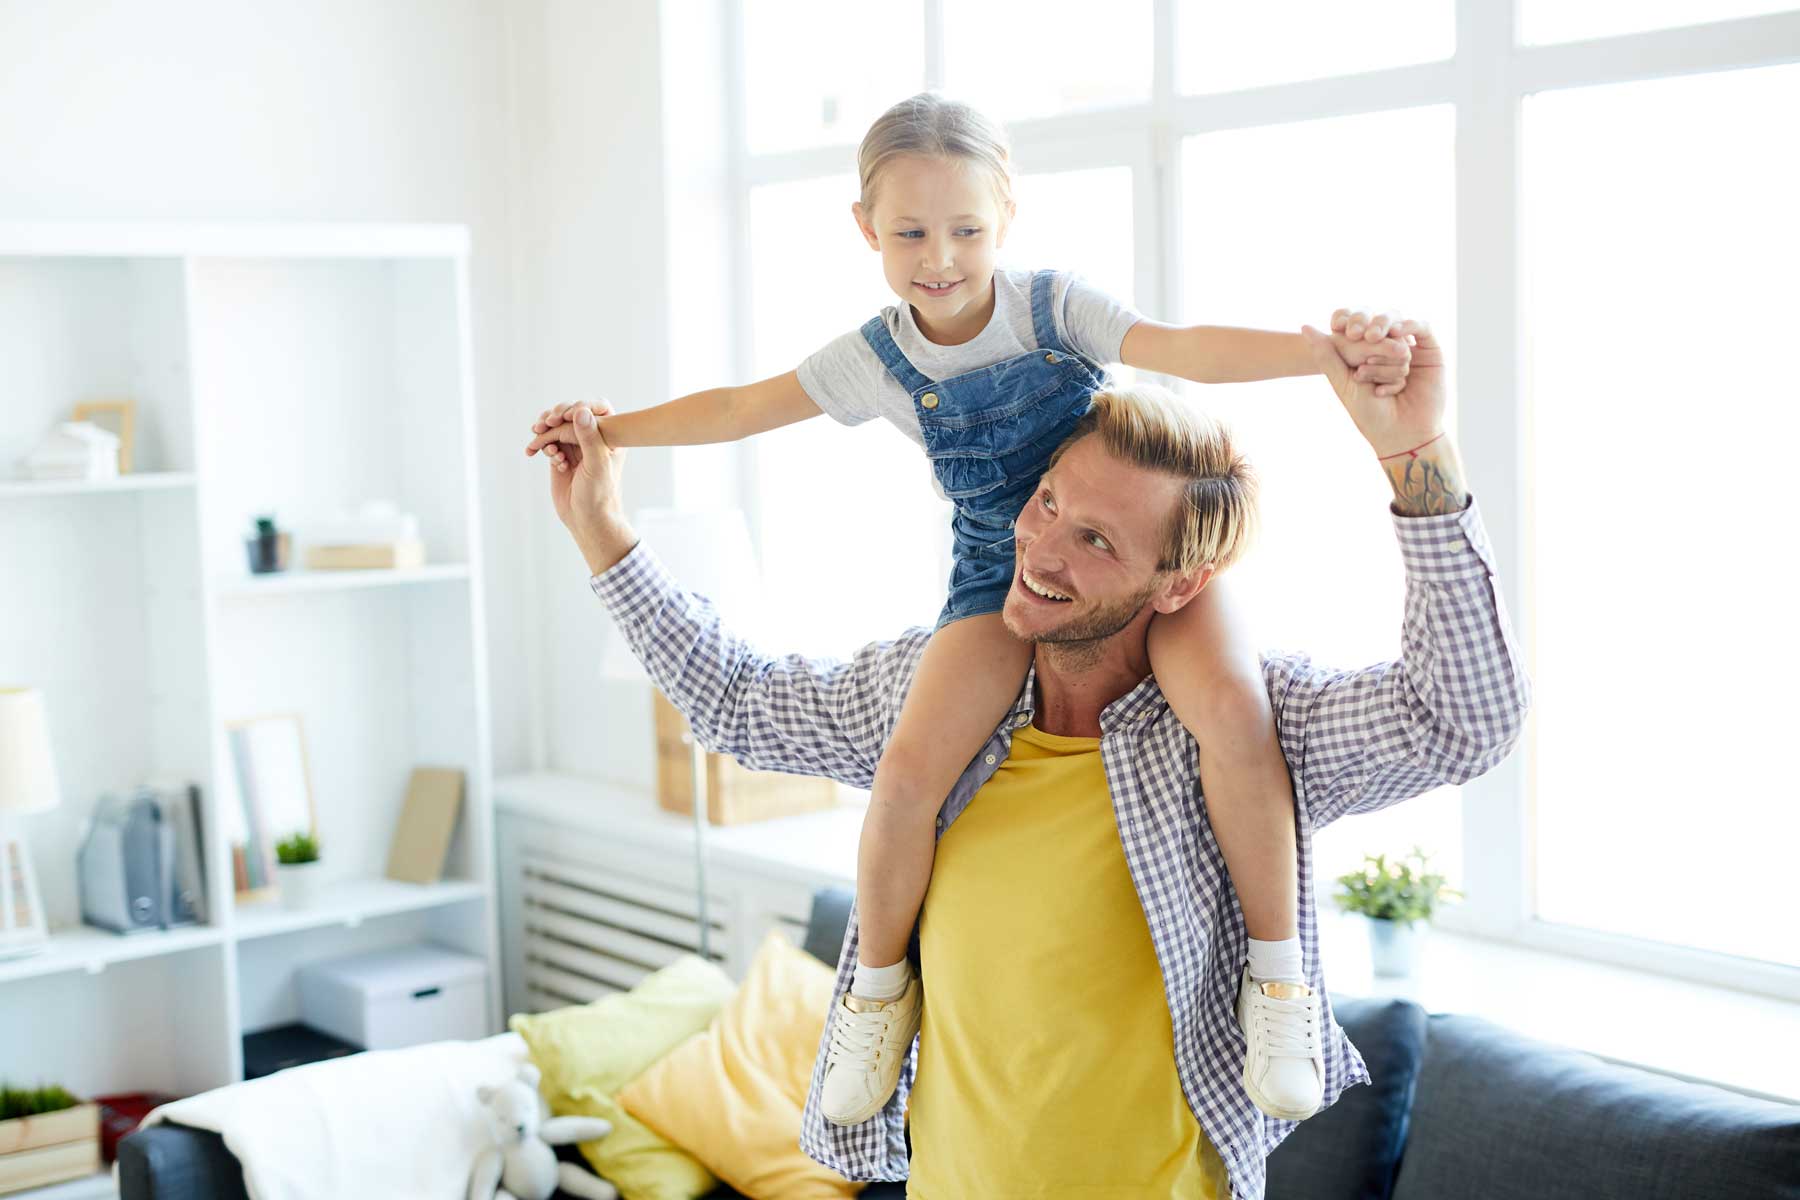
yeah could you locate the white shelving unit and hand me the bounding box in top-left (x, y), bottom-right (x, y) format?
top-left (0, 223), bottom-right (498, 1195)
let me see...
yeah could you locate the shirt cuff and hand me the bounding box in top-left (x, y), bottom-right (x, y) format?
top-left (1391, 494), bottom-right (1500, 582)
top-left (588, 540), bottom-right (676, 623)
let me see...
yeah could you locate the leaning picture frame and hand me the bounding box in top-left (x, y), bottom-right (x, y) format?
top-left (72, 398), bottom-right (137, 474)
top-left (222, 714), bottom-right (316, 902)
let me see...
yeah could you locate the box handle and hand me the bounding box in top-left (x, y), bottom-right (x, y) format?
top-left (411, 986), bottom-right (442, 1000)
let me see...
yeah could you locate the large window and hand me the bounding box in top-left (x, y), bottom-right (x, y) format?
top-left (726, 1), bottom-right (1800, 991)
top-left (1524, 63), bottom-right (1800, 969)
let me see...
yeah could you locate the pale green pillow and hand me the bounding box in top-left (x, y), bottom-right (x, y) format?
top-left (509, 954), bottom-right (737, 1200)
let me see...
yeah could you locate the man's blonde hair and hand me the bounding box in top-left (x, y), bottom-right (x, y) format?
top-left (1046, 385), bottom-right (1258, 576)
top-left (856, 92), bottom-right (1015, 212)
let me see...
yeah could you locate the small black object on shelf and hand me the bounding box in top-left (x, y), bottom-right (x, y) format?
top-left (241, 1022), bottom-right (361, 1079)
top-left (245, 514), bottom-right (290, 574)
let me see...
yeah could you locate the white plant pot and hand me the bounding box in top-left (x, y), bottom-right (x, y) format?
top-left (1365, 916), bottom-right (1427, 978)
top-left (277, 861), bottom-right (323, 910)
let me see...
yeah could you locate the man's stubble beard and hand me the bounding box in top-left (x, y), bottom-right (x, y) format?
top-left (1003, 579), bottom-right (1162, 671)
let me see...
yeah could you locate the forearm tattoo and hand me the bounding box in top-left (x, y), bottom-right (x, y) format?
top-left (1386, 456), bottom-right (1470, 516)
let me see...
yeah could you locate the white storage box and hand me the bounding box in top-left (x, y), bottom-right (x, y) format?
top-left (298, 944), bottom-right (488, 1050)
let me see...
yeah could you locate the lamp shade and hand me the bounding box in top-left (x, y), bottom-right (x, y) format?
top-left (600, 508), bottom-right (765, 682)
top-left (0, 688), bottom-right (62, 814)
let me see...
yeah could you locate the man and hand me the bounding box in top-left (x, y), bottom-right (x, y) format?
top-left (544, 317), bottom-right (1529, 1199)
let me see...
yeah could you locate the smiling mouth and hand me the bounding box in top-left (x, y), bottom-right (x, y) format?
top-left (1020, 568), bottom-right (1073, 602)
top-left (915, 279), bottom-right (962, 295)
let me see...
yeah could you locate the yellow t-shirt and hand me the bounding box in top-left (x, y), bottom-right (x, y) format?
top-left (906, 724), bottom-right (1229, 1199)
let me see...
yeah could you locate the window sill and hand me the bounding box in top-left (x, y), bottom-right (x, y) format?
top-left (1319, 910), bottom-right (1799, 1102)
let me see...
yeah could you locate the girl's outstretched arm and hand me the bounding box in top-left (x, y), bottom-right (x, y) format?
top-left (1120, 317), bottom-right (1410, 394)
top-left (526, 369), bottom-right (822, 452)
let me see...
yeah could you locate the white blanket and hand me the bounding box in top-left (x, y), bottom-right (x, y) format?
top-left (142, 1033), bottom-right (528, 1200)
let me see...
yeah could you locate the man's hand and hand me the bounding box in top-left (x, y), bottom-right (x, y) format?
top-left (543, 400), bottom-right (638, 574)
top-left (1302, 318), bottom-right (1469, 516)
top-left (1329, 307), bottom-right (1412, 397)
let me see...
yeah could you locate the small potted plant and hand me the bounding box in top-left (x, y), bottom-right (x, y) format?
top-left (0, 1083), bottom-right (100, 1187)
top-left (274, 830), bottom-right (322, 910)
top-left (1333, 847), bottom-right (1459, 978)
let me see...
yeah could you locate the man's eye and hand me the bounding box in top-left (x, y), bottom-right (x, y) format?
top-left (896, 230), bottom-right (924, 239)
top-left (1086, 532), bottom-right (1112, 552)
top-left (1040, 493), bottom-right (1056, 513)
top-left (955, 227), bottom-right (982, 237)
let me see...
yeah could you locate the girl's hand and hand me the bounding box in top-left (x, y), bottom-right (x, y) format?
top-left (525, 402), bottom-right (599, 467)
top-left (1331, 307), bottom-right (1414, 397)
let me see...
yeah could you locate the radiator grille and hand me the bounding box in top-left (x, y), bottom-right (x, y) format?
top-left (520, 849), bottom-right (726, 1010)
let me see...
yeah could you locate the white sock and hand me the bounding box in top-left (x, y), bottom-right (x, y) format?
top-left (852, 957), bottom-right (913, 1002)
top-left (1246, 936), bottom-right (1305, 984)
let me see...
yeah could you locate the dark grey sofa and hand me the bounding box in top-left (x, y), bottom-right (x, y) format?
top-left (121, 888), bottom-right (1800, 1200)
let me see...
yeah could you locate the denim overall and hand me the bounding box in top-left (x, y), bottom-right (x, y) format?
top-left (860, 270), bottom-right (1110, 628)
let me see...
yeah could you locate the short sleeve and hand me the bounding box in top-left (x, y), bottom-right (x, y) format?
top-left (1056, 274), bottom-right (1144, 366)
top-left (797, 328), bottom-right (884, 426)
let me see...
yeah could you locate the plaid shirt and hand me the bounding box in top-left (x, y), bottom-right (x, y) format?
top-left (591, 498), bottom-right (1529, 1200)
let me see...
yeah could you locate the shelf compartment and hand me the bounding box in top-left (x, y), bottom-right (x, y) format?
top-left (232, 878), bottom-right (486, 942)
top-left (0, 925), bottom-right (225, 987)
top-left (211, 564), bottom-right (469, 598)
top-left (0, 472), bottom-right (197, 499)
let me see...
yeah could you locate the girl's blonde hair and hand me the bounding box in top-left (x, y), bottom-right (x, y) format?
top-left (1046, 385), bottom-right (1258, 576)
top-left (857, 93), bottom-right (1015, 212)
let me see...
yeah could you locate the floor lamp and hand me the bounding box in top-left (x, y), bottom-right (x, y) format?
top-left (600, 508), bottom-right (766, 962)
top-left (1, 688), bottom-right (62, 961)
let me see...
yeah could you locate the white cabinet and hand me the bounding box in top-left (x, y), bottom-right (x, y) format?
top-left (0, 226), bottom-right (499, 1170)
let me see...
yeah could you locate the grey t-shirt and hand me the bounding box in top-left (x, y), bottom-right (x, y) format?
top-left (796, 268), bottom-right (1142, 451)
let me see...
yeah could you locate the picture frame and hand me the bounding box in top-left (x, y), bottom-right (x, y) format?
top-left (71, 398), bottom-right (136, 474)
top-left (221, 714), bottom-right (316, 900)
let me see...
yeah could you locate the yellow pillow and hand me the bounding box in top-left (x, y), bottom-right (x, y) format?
top-left (509, 954), bottom-right (736, 1200)
top-left (618, 930), bottom-right (862, 1199)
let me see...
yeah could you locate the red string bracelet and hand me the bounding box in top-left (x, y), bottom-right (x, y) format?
top-left (1378, 432), bottom-right (1446, 462)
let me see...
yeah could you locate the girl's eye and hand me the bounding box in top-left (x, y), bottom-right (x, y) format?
top-left (896, 230), bottom-right (924, 239)
top-left (955, 227), bottom-right (981, 237)
top-left (1040, 492), bottom-right (1056, 513)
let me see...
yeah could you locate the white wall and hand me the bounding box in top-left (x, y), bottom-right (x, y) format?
top-left (1, 0), bottom-right (537, 754)
top-left (0, 0), bottom-right (692, 787)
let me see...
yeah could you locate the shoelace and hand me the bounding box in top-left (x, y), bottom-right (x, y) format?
top-left (1250, 990), bottom-right (1320, 1059)
top-left (827, 1004), bottom-right (890, 1069)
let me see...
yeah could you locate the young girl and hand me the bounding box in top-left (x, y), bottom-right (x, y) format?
top-left (528, 93), bottom-right (1411, 1127)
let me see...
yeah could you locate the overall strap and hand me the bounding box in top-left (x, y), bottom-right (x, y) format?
top-left (1029, 270), bottom-right (1071, 355)
top-left (858, 313), bottom-right (935, 394)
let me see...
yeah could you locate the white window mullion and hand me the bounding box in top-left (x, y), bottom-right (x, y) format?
top-left (924, 0), bottom-right (945, 91)
top-left (1441, 0), bottom-right (1532, 942)
top-left (1149, 0), bottom-right (1180, 325)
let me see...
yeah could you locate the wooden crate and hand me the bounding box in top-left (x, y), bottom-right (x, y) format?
top-left (0, 1103), bottom-right (100, 1194)
top-left (653, 693), bottom-right (840, 825)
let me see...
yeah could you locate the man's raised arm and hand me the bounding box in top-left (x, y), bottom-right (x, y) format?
top-left (548, 403), bottom-right (911, 788)
top-left (1272, 319), bottom-right (1531, 828)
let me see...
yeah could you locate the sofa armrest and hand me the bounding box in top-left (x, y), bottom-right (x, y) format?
top-left (118, 1124), bottom-right (250, 1200)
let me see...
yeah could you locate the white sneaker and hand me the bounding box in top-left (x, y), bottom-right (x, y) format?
top-left (1236, 969), bottom-right (1325, 1121)
top-left (819, 977), bottom-right (922, 1126)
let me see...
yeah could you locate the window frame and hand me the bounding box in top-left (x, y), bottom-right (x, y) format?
top-left (717, 0), bottom-right (1800, 1000)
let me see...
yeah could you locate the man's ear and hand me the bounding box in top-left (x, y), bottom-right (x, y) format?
top-left (1153, 564), bottom-right (1215, 615)
top-left (852, 201), bottom-right (881, 251)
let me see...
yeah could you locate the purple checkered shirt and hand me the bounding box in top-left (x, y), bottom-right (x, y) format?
top-left (590, 498), bottom-right (1529, 1200)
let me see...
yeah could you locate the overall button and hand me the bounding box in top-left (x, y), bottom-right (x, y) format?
top-left (984, 753), bottom-right (997, 765)
top-left (1044, 352), bottom-right (1059, 363)
top-left (920, 392), bottom-right (940, 409)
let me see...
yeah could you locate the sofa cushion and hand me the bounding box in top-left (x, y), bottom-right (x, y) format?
top-left (1266, 996), bottom-right (1428, 1200)
top-left (620, 930), bottom-right (860, 1199)
top-left (1390, 1013), bottom-right (1800, 1200)
top-left (510, 954), bottom-right (738, 1200)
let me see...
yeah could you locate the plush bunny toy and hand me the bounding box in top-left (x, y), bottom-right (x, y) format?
top-left (468, 1062), bottom-right (619, 1200)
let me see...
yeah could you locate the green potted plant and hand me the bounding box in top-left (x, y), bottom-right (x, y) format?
top-left (1333, 847), bottom-right (1459, 977)
top-left (275, 829), bottom-right (322, 911)
top-left (0, 1084), bottom-right (100, 1188)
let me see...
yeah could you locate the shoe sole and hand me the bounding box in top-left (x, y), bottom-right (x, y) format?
top-left (822, 1093), bottom-right (891, 1127)
top-left (1240, 1057), bottom-right (1321, 1122)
